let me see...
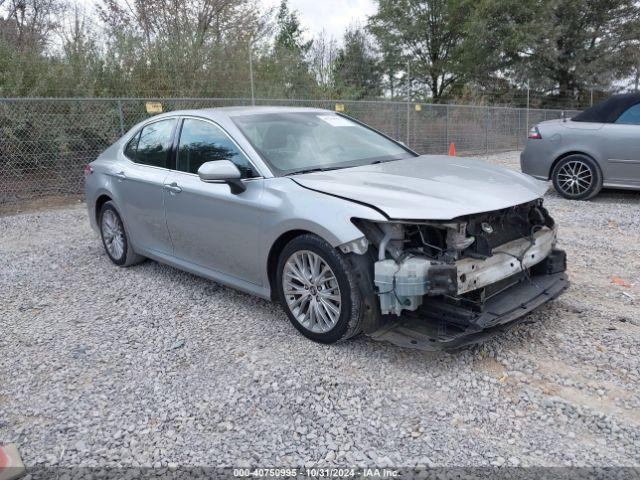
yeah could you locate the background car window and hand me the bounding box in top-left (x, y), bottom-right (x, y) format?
top-left (128, 119), bottom-right (176, 168)
top-left (177, 119), bottom-right (257, 178)
top-left (615, 103), bottom-right (640, 125)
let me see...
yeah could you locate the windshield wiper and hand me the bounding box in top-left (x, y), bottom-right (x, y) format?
top-left (285, 166), bottom-right (343, 176)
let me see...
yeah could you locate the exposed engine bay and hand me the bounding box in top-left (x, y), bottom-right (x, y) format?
top-left (351, 200), bottom-right (568, 348)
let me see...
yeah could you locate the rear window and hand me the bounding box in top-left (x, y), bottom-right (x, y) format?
top-left (124, 131), bottom-right (140, 159)
top-left (124, 119), bottom-right (176, 168)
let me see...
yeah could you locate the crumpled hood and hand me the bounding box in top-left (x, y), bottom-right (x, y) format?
top-left (292, 155), bottom-right (548, 220)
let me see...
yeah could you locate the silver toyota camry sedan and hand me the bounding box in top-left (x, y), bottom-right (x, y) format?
top-left (85, 106), bottom-right (568, 349)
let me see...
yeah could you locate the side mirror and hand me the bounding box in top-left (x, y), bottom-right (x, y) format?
top-left (197, 160), bottom-right (246, 194)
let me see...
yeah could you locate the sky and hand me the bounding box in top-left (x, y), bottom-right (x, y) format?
top-left (261, 0), bottom-right (377, 41)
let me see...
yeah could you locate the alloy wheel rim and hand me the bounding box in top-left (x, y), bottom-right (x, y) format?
top-left (283, 250), bottom-right (342, 333)
top-left (101, 210), bottom-right (125, 260)
top-left (557, 160), bottom-right (593, 196)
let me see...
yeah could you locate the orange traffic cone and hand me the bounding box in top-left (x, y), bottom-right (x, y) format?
top-left (448, 143), bottom-right (456, 156)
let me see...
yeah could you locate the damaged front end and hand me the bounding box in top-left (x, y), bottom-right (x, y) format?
top-left (353, 199), bottom-right (569, 350)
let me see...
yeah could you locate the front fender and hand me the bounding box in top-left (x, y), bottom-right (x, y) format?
top-left (257, 178), bottom-right (388, 289)
top-left (262, 179), bottom-right (387, 248)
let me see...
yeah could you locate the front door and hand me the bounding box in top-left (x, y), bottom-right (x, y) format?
top-left (163, 118), bottom-right (266, 284)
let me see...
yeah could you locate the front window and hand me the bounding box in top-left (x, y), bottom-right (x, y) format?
top-left (232, 112), bottom-right (415, 175)
top-left (177, 119), bottom-right (257, 178)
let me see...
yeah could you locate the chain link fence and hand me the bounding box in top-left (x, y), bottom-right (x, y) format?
top-left (0, 98), bottom-right (579, 204)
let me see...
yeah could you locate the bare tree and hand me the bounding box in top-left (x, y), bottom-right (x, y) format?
top-left (95, 0), bottom-right (266, 95)
top-left (308, 29), bottom-right (338, 90)
top-left (1, 0), bottom-right (63, 51)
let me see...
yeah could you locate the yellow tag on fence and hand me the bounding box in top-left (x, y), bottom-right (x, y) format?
top-left (415, 104), bottom-right (422, 112)
top-left (145, 102), bottom-right (163, 114)
top-left (335, 103), bottom-right (345, 112)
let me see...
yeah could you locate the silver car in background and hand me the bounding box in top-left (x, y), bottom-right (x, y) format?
top-left (85, 107), bottom-right (568, 349)
top-left (521, 93), bottom-right (640, 200)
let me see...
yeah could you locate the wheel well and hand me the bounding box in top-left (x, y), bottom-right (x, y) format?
top-left (549, 151), bottom-right (597, 179)
top-left (95, 194), bottom-right (112, 223)
top-left (267, 229), bottom-right (313, 301)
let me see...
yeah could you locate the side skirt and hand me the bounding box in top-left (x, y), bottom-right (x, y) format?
top-left (138, 248), bottom-right (272, 301)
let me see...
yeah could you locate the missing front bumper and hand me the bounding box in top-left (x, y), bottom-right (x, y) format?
top-left (368, 270), bottom-right (569, 351)
top-left (374, 226), bottom-right (558, 316)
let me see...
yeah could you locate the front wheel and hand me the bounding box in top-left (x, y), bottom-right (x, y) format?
top-left (276, 234), bottom-right (364, 344)
top-left (551, 154), bottom-right (602, 200)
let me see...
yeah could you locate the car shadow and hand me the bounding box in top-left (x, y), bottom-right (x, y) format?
top-left (546, 186), bottom-right (640, 203)
top-left (113, 242), bottom-right (555, 372)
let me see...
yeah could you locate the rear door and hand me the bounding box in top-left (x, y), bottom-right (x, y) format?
top-left (112, 118), bottom-right (177, 254)
top-left (602, 103), bottom-right (640, 185)
top-left (163, 117), bottom-right (266, 284)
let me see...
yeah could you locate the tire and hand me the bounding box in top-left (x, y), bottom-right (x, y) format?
top-left (276, 234), bottom-right (365, 344)
top-left (551, 154), bottom-right (603, 200)
top-left (99, 201), bottom-right (145, 267)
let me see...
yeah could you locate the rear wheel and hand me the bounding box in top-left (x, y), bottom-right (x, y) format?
top-left (99, 201), bottom-right (144, 267)
top-left (551, 154), bottom-right (602, 200)
top-left (276, 234), bottom-right (364, 344)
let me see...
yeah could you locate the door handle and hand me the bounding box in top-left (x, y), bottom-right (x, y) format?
top-left (113, 171), bottom-right (126, 181)
top-left (163, 182), bottom-right (182, 194)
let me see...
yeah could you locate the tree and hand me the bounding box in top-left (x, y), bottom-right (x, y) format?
top-left (373, 28), bottom-right (404, 98)
top-left (273, 0), bottom-right (310, 53)
top-left (1, 0), bottom-right (62, 51)
top-left (258, 0), bottom-right (316, 98)
top-left (55, 5), bottom-right (106, 96)
top-left (308, 30), bottom-right (339, 96)
top-left (333, 26), bottom-right (382, 99)
top-left (486, 0), bottom-right (640, 102)
top-left (97, 0), bottom-right (266, 96)
top-left (368, 0), bottom-right (479, 101)
top-left (0, 0), bottom-right (66, 95)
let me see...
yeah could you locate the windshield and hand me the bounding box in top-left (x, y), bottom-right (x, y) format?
top-left (232, 112), bottom-right (416, 175)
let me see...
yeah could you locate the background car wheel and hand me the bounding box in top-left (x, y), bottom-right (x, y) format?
top-left (551, 154), bottom-right (602, 200)
top-left (99, 201), bottom-right (144, 267)
top-left (276, 234), bottom-right (364, 344)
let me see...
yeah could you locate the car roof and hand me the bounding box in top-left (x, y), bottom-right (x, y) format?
top-left (154, 105), bottom-right (334, 121)
top-left (572, 93), bottom-right (640, 123)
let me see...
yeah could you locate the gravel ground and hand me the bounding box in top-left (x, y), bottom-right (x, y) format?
top-left (1, 151), bottom-right (639, 470)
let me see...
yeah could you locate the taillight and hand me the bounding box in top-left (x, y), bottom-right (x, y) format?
top-left (528, 126), bottom-right (542, 139)
top-left (84, 164), bottom-right (93, 176)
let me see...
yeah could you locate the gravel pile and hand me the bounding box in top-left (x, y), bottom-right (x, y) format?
top-left (1, 151), bottom-right (639, 469)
